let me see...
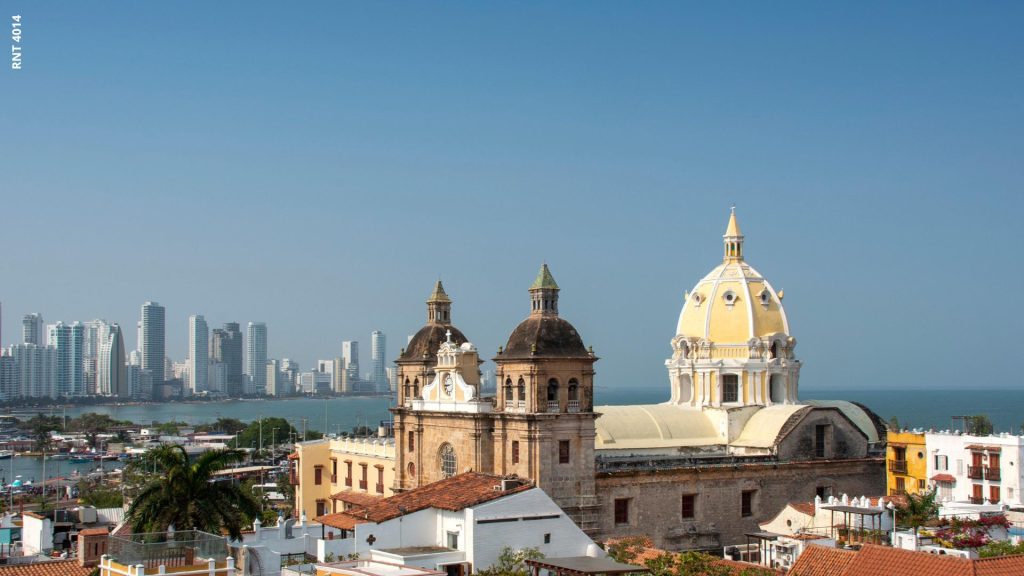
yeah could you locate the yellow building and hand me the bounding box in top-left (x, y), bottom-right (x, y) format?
top-left (292, 435), bottom-right (396, 521)
top-left (886, 430), bottom-right (928, 496)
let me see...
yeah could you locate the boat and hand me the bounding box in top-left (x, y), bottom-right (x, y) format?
top-left (68, 457), bottom-right (92, 464)
top-left (0, 450), bottom-right (12, 460)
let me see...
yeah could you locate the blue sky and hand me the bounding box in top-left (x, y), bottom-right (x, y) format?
top-left (2, 1), bottom-right (1022, 391)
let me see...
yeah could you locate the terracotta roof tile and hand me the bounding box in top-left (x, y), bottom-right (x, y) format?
top-left (78, 527), bottom-right (109, 536)
top-left (845, 544), bottom-right (974, 576)
top-left (788, 544), bottom-right (856, 576)
top-left (969, 553), bottom-right (1024, 576)
top-left (791, 501), bottom-right (816, 516)
top-left (329, 491), bottom-right (382, 508)
top-left (604, 538), bottom-right (782, 575)
top-left (0, 559), bottom-right (92, 576)
top-left (318, 473), bottom-right (532, 529)
top-left (931, 473), bottom-right (956, 482)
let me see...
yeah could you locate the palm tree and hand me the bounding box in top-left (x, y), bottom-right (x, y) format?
top-left (126, 445), bottom-right (261, 540)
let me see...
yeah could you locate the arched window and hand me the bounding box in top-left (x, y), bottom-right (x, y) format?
top-left (438, 443), bottom-right (457, 479)
top-left (567, 379), bottom-right (579, 401)
top-left (722, 374), bottom-right (739, 403)
top-left (770, 341), bottom-right (779, 359)
top-left (407, 462), bottom-right (415, 478)
top-left (504, 378), bottom-right (513, 401)
top-left (547, 379), bottom-right (559, 402)
top-left (517, 378), bottom-right (526, 401)
top-left (412, 378), bottom-right (419, 399)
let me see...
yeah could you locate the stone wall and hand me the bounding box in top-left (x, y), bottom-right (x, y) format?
top-left (594, 457), bottom-right (885, 550)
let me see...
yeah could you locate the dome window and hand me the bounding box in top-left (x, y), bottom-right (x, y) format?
top-left (722, 290), bottom-right (738, 309)
top-left (691, 293), bottom-right (704, 308)
top-left (758, 289), bottom-right (771, 309)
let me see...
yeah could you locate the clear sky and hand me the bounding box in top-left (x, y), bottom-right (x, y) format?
top-left (3, 1), bottom-right (1022, 391)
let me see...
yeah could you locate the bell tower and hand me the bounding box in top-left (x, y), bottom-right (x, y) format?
top-left (493, 264), bottom-right (600, 533)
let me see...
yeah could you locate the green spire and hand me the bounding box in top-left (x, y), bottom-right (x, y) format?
top-left (428, 280), bottom-right (450, 303)
top-left (530, 264), bottom-right (559, 291)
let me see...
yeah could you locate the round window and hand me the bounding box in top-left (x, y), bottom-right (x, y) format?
top-left (439, 443), bottom-right (457, 479)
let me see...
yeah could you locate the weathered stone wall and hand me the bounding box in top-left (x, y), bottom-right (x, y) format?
top-left (777, 408), bottom-right (869, 461)
top-left (594, 457), bottom-right (885, 550)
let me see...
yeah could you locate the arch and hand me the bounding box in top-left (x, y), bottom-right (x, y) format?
top-left (407, 462), bottom-right (415, 478)
top-left (547, 378), bottom-right (559, 402)
top-left (517, 377), bottom-right (526, 401)
top-left (412, 378), bottom-right (420, 399)
top-left (677, 373), bottom-right (693, 403)
top-left (770, 341), bottom-right (780, 359)
top-left (567, 379), bottom-right (579, 401)
top-left (504, 378), bottom-right (514, 401)
top-left (438, 443), bottom-right (456, 479)
top-left (769, 374), bottom-right (785, 403)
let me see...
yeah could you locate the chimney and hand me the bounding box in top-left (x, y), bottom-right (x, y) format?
top-left (77, 528), bottom-right (110, 568)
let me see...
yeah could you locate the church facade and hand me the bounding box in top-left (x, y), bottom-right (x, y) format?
top-left (294, 210), bottom-right (886, 550)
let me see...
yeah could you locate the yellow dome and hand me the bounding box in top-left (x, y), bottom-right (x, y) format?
top-left (675, 211), bottom-right (789, 343)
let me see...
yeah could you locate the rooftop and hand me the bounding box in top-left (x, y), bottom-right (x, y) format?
top-left (790, 543), bottom-right (1024, 576)
top-left (106, 530), bottom-right (229, 567)
top-left (0, 560), bottom-right (92, 576)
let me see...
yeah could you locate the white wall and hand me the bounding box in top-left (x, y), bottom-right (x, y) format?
top-left (21, 514), bottom-right (52, 555)
top-left (926, 432), bottom-right (1023, 505)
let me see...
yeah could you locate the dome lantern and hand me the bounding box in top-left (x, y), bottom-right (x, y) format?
top-left (723, 206), bottom-right (744, 262)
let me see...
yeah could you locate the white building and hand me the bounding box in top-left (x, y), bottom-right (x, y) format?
top-left (247, 322), bottom-right (268, 396)
top-left (96, 323), bottom-right (127, 396)
top-left (7, 343), bottom-right (57, 398)
top-left (371, 330), bottom-right (387, 393)
top-left (925, 431), bottom-right (1023, 506)
top-left (187, 314), bottom-right (209, 394)
top-left (315, 472), bottom-right (602, 574)
top-left (47, 321), bottom-right (85, 397)
top-left (22, 313), bottom-right (44, 346)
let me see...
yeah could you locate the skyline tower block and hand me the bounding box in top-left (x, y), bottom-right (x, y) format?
top-left (22, 313), bottom-right (43, 346)
top-left (141, 301), bottom-right (166, 384)
top-left (371, 330), bottom-right (386, 393)
top-left (187, 315), bottom-right (209, 394)
top-left (247, 322), bottom-right (268, 396)
top-left (97, 323), bottom-right (127, 397)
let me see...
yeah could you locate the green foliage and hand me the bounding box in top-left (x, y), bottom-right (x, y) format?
top-left (895, 489), bottom-right (940, 528)
top-left (606, 536), bottom-right (650, 563)
top-left (968, 415), bottom-right (993, 435)
top-left (888, 416), bottom-right (900, 431)
top-left (77, 481), bottom-right (124, 508)
top-left (125, 445), bottom-right (262, 540)
top-left (979, 539), bottom-right (1024, 558)
top-left (235, 417), bottom-right (300, 452)
top-left (69, 413), bottom-right (132, 448)
top-left (196, 418), bottom-right (248, 435)
top-left (476, 547), bottom-right (544, 576)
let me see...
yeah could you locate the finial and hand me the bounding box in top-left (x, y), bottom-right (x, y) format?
top-left (497, 346), bottom-right (503, 354)
top-left (445, 329), bottom-right (452, 343)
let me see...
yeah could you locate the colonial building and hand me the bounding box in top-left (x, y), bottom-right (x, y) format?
top-left (297, 209), bottom-right (887, 551)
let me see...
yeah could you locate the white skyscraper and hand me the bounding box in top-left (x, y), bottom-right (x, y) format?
top-left (8, 343), bottom-right (56, 398)
top-left (341, 341), bottom-right (359, 384)
top-left (97, 323), bottom-right (127, 397)
top-left (187, 315), bottom-right (209, 394)
top-left (371, 330), bottom-right (386, 393)
top-left (22, 313), bottom-right (43, 346)
top-left (141, 302), bottom-right (166, 384)
top-left (47, 321), bottom-right (85, 397)
top-left (246, 322), bottom-right (267, 396)
top-left (0, 355), bottom-right (17, 402)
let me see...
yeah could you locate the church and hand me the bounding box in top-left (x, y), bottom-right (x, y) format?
top-left (294, 210), bottom-right (886, 550)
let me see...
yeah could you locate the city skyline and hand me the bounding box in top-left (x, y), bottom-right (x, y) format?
top-left (4, 2), bottom-right (1022, 391)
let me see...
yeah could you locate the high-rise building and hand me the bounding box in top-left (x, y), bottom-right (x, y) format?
top-left (211, 323), bottom-right (243, 397)
top-left (342, 341), bottom-right (359, 385)
top-left (187, 315), bottom-right (209, 394)
top-left (22, 313), bottom-right (43, 346)
top-left (97, 323), bottom-right (127, 397)
top-left (281, 358), bottom-right (300, 392)
top-left (8, 343), bottom-right (57, 399)
top-left (266, 359), bottom-right (290, 397)
top-left (0, 355), bottom-right (16, 402)
top-left (246, 322), bottom-right (267, 396)
top-left (141, 302), bottom-right (166, 384)
top-left (332, 357), bottom-right (346, 394)
top-left (371, 330), bottom-right (387, 393)
top-left (47, 321), bottom-right (85, 397)
top-left (208, 361), bottom-right (227, 395)
top-left (125, 364), bottom-right (153, 399)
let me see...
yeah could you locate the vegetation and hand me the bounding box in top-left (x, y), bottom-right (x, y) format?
top-left (125, 445), bottom-right (261, 539)
top-left (979, 539), bottom-right (1024, 558)
top-left (894, 489), bottom-right (940, 528)
top-left (967, 414), bottom-right (994, 435)
top-left (77, 481), bottom-right (124, 508)
top-left (887, 416), bottom-right (900, 431)
top-left (195, 417), bottom-right (248, 435)
top-left (70, 413), bottom-right (133, 448)
top-left (607, 536), bottom-right (772, 576)
top-left (476, 546), bottom-right (544, 576)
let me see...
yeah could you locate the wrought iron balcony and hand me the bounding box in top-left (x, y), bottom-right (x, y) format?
top-left (985, 467), bottom-right (1001, 481)
top-left (968, 466), bottom-right (985, 480)
top-left (969, 496), bottom-right (985, 505)
top-left (888, 459), bottom-right (908, 474)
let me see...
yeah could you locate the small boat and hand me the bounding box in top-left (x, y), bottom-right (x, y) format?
top-left (0, 450), bottom-right (12, 459)
top-left (68, 457), bottom-right (92, 464)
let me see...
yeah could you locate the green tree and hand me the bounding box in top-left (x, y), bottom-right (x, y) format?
top-left (476, 547), bottom-right (544, 576)
top-left (77, 481), bottom-right (124, 508)
top-left (69, 413), bottom-right (129, 449)
top-left (979, 540), bottom-right (1024, 558)
top-left (895, 489), bottom-right (940, 528)
top-left (888, 416), bottom-right (901, 431)
top-left (125, 445), bottom-right (261, 539)
top-left (968, 415), bottom-right (993, 435)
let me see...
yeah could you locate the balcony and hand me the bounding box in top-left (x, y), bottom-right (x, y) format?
top-left (376, 483), bottom-right (385, 494)
top-left (330, 474), bottom-right (337, 484)
top-left (289, 473), bottom-right (299, 485)
top-left (105, 530), bottom-right (230, 571)
top-left (546, 401), bottom-right (560, 413)
top-left (889, 488), bottom-right (907, 497)
top-left (985, 467), bottom-right (1001, 481)
top-left (889, 460), bottom-right (908, 474)
top-left (359, 480), bottom-right (368, 490)
top-left (507, 400), bottom-right (526, 413)
top-left (968, 466), bottom-right (984, 480)
top-left (970, 496), bottom-right (985, 505)
top-left (345, 477), bottom-right (352, 487)
top-left (567, 399), bottom-right (580, 413)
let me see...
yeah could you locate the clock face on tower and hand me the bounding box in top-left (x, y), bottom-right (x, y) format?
top-left (444, 374), bottom-right (454, 397)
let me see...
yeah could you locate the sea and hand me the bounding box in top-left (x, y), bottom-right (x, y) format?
top-left (7, 387), bottom-right (1020, 485)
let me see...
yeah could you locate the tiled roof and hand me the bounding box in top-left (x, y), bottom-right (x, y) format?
top-left (329, 490), bottom-right (381, 508)
top-left (788, 544), bottom-right (855, 576)
top-left (604, 537), bottom-right (782, 575)
top-left (0, 559), bottom-right (92, 576)
top-left (318, 473), bottom-right (532, 529)
top-left (931, 473), bottom-right (956, 482)
top-left (791, 501), bottom-right (816, 516)
top-left (78, 527), bottom-right (109, 536)
top-left (791, 544), bottom-right (1024, 576)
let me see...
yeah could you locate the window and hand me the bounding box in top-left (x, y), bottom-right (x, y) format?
top-left (816, 486), bottom-right (833, 499)
top-left (547, 379), bottom-right (559, 401)
top-left (512, 441), bottom-right (520, 465)
top-left (568, 379), bottom-right (579, 400)
top-left (316, 500), bottom-right (327, 517)
top-left (815, 424), bottom-right (831, 458)
top-left (935, 455), bottom-right (948, 471)
top-left (360, 464), bottom-right (368, 490)
top-left (376, 466), bottom-right (385, 494)
top-left (505, 379), bottom-right (513, 401)
top-left (722, 374), bottom-right (739, 403)
top-left (408, 430), bottom-right (415, 452)
top-left (314, 466), bottom-right (323, 485)
top-left (517, 378), bottom-right (526, 401)
top-left (407, 462), bottom-right (416, 478)
top-left (896, 477), bottom-right (906, 494)
top-left (614, 498), bottom-right (630, 525)
top-left (918, 479), bottom-right (926, 491)
top-left (447, 531), bottom-right (459, 549)
top-left (331, 459), bottom-right (337, 482)
top-left (346, 461), bottom-right (353, 487)
top-left (544, 533), bottom-right (551, 544)
top-left (681, 494), bottom-right (696, 519)
top-left (559, 440), bottom-right (570, 464)
top-left (990, 486), bottom-right (1001, 504)
top-left (741, 490), bottom-right (756, 517)
top-left (439, 443), bottom-right (457, 478)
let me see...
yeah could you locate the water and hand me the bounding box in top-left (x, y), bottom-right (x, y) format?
top-left (0, 456), bottom-right (121, 490)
